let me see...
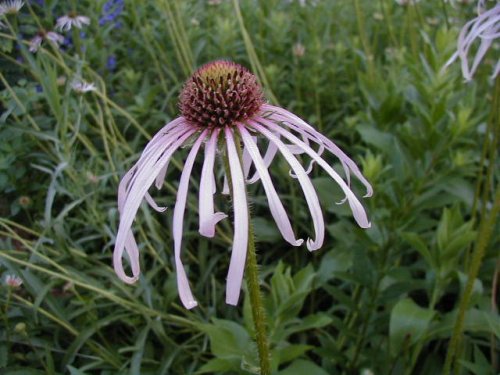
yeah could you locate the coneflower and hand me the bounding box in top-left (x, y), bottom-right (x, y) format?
top-left (444, 1), bottom-right (500, 80)
top-left (114, 60), bottom-right (372, 309)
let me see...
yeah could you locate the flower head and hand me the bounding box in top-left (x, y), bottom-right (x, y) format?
top-left (444, 1), bottom-right (500, 80)
top-left (4, 274), bottom-right (23, 288)
top-left (114, 60), bottom-right (372, 309)
top-left (70, 78), bottom-right (96, 93)
top-left (56, 13), bottom-right (90, 31)
top-left (29, 30), bottom-right (64, 53)
top-left (0, 0), bottom-right (24, 15)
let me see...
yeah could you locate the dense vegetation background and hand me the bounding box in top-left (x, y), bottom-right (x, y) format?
top-left (0, 0), bottom-right (499, 374)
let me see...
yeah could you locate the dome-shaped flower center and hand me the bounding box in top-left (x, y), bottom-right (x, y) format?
top-left (179, 61), bottom-right (264, 128)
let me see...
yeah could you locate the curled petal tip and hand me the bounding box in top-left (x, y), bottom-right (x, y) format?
top-left (306, 238), bottom-right (321, 251)
top-left (120, 275), bottom-right (139, 284)
top-left (199, 213), bottom-right (228, 238)
top-left (336, 196), bottom-right (348, 205)
top-left (184, 300), bottom-right (198, 309)
top-left (294, 239), bottom-right (305, 246)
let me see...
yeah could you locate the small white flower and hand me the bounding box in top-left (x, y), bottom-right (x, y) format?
top-left (28, 30), bottom-right (64, 53)
top-left (28, 35), bottom-right (42, 52)
top-left (71, 78), bottom-right (96, 93)
top-left (46, 31), bottom-right (64, 44)
top-left (5, 274), bottom-right (22, 288)
top-left (0, 0), bottom-right (24, 15)
top-left (56, 14), bottom-right (90, 31)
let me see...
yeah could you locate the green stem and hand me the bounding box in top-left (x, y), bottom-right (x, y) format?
top-left (353, 0), bottom-right (374, 77)
top-left (246, 220), bottom-right (271, 375)
top-left (466, 76), bottom-right (500, 267)
top-left (443, 188), bottom-right (500, 375)
top-left (224, 134), bottom-right (271, 375)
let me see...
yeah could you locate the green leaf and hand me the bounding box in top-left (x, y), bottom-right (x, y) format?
top-left (197, 358), bottom-right (238, 374)
top-left (67, 366), bottom-right (89, 375)
top-left (287, 314), bottom-right (333, 335)
top-left (317, 249), bottom-right (352, 284)
top-left (401, 232), bottom-right (435, 269)
top-left (278, 360), bottom-right (330, 375)
top-left (274, 345), bottom-right (313, 365)
top-left (253, 217), bottom-right (281, 243)
top-left (389, 299), bottom-right (435, 356)
top-left (197, 319), bottom-right (252, 359)
top-left (0, 344), bottom-right (7, 368)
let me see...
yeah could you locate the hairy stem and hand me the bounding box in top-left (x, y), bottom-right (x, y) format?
top-left (246, 219), bottom-right (271, 375)
top-left (443, 188), bottom-right (500, 374)
top-left (223, 133), bottom-right (271, 374)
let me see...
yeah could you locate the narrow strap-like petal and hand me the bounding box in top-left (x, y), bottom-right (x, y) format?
top-left (113, 127), bottom-right (196, 284)
top-left (124, 125), bottom-right (188, 201)
top-left (261, 105), bottom-right (373, 198)
top-left (225, 127), bottom-right (249, 305)
top-left (242, 136), bottom-right (256, 179)
top-left (199, 129), bottom-right (227, 237)
top-left (263, 120), bottom-right (371, 229)
top-left (249, 121), bottom-right (325, 251)
top-left (238, 124), bottom-right (303, 247)
top-left (173, 130), bottom-right (209, 309)
top-left (247, 137), bottom-right (279, 184)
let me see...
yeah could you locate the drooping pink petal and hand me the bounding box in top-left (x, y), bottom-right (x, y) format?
top-left (119, 126), bottom-right (190, 213)
top-left (242, 135), bottom-right (257, 179)
top-left (114, 126), bottom-right (196, 284)
top-left (199, 128), bottom-right (227, 238)
top-left (261, 119), bottom-right (371, 229)
top-left (173, 130), bottom-right (209, 309)
top-left (238, 124), bottom-right (304, 247)
top-left (125, 125), bottom-right (188, 199)
top-left (443, 3), bottom-right (500, 80)
top-left (249, 121), bottom-right (325, 251)
top-left (247, 138), bottom-right (279, 184)
top-left (225, 127), bottom-right (249, 305)
top-left (261, 105), bottom-right (373, 198)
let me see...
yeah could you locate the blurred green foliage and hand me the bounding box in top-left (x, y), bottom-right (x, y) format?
top-left (0, 0), bottom-right (498, 374)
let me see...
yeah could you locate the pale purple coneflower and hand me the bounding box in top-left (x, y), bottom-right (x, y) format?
top-left (4, 274), bottom-right (23, 288)
top-left (444, 1), bottom-right (500, 80)
top-left (114, 60), bottom-right (372, 309)
top-left (70, 78), bottom-right (96, 93)
top-left (0, 0), bottom-right (24, 15)
top-left (29, 30), bottom-right (64, 53)
top-left (56, 13), bottom-right (90, 31)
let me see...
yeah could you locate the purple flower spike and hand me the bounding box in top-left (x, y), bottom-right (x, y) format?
top-left (444, 1), bottom-right (500, 81)
top-left (113, 60), bottom-right (372, 309)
